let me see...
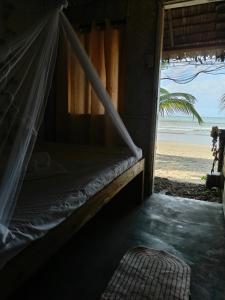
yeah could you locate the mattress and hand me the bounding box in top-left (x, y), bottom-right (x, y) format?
top-left (0, 143), bottom-right (142, 270)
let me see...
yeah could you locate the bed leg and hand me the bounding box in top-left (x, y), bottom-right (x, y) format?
top-left (130, 170), bottom-right (144, 204)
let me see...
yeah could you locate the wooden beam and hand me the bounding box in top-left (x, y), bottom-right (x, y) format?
top-left (222, 154), bottom-right (225, 218)
top-left (164, 20), bottom-right (220, 31)
top-left (0, 0), bottom-right (4, 40)
top-left (165, 11), bottom-right (217, 22)
top-left (124, 0), bottom-right (164, 195)
top-left (55, 33), bottom-right (69, 142)
top-left (164, 40), bottom-right (225, 52)
top-left (66, 0), bottom-right (128, 26)
top-left (164, 30), bottom-right (225, 44)
top-left (164, 0), bottom-right (224, 10)
top-left (163, 43), bottom-right (225, 58)
top-left (168, 10), bottom-right (174, 48)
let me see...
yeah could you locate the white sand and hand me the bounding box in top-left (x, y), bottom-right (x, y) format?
top-left (155, 141), bottom-right (214, 183)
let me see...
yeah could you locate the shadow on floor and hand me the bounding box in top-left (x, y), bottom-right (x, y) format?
top-left (10, 190), bottom-right (225, 300)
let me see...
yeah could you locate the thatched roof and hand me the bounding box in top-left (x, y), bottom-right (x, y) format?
top-left (163, 1), bottom-right (225, 59)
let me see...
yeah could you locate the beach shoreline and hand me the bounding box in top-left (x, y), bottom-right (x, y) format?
top-left (155, 140), bottom-right (213, 184)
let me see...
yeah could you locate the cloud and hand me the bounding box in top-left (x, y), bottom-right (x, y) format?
top-left (161, 66), bottom-right (225, 117)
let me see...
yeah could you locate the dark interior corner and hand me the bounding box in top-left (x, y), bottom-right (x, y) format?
top-left (0, 0), bottom-right (225, 299)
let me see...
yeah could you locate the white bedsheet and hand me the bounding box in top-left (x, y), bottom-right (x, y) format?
top-left (0, 144), bottom-right (142, 270)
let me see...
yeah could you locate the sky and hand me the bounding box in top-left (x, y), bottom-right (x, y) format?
top-left (160, 64), bottom-right (225, 118)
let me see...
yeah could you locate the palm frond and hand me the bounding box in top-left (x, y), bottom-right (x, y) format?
top-left (159, 98), bottom-right (203, 124)
top-left (160, 88), bottom-right (169, 96)
top-left (162, 93), bottom-right (196, 104)
top-left (159, 88), bottom-right (203, 124)
top-left (220, 93), bottom-right (225, 110)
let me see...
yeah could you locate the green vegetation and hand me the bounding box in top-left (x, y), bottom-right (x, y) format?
top-left (200, 175), bottom-right (206, 181)
top-left (220, 94), bottom-right (225, 110)
top-left (159, 88), bottom-right (203, 124)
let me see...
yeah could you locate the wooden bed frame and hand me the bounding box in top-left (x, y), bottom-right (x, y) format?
top-left (0, 158), bottom-right (144, 299)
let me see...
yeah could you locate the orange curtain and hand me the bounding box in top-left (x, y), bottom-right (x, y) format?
top-left (67, 23), bottom-right (121, 116)
top-left (105, 22), bottom-right (120, 111)
top-left (66, 22), bottom-right (123, 146)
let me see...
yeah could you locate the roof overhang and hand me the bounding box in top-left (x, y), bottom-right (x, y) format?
top-left (163, 0), bottom-right (224, 9)
top-left (162, 0), bottom-right (225, 59)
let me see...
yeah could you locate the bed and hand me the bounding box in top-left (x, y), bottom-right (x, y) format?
top-left (0, 143), bottom-right (144, 299)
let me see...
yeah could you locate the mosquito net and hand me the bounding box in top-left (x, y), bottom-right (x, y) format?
top-left (0, 2), bottom-right (141, 243)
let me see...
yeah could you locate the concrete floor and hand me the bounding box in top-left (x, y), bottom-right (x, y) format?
top-left (11, 190), bottom-right (225, 300)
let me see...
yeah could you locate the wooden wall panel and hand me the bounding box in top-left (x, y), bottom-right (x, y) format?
top-left (66, 0), bottom-right (127, 27)
top-left (124, 0), bottom-right (164, 195)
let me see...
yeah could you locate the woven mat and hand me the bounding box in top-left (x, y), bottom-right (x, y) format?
top-left (101, 247), bottom-right (191, 300)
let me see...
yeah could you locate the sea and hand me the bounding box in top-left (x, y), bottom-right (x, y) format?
top-left (157, 116), bottom-right (225, 145)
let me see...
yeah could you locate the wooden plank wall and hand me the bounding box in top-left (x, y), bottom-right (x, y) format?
top-left (0, 0), bottom-right (3, 40)
top-left (66, 0), bottom-right (128, 27)
top-left (124, 0), bottom-right (164, 195)
top-left (218, 131), bottom-right (225, 217)
top-left (67, 0), bottom-right (164, 195)
top-left (222, 155), bottom-right (225, 218)
top-left (6, 0), bottom-right (163, 195)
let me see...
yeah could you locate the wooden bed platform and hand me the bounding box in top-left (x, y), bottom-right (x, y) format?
top-left (1, 158), bottom-right (144, 300)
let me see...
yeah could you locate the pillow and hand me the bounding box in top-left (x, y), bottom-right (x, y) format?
top-left (27, 152), bottom-right (51, 172)
top-left (25, 152), bottom-right (67, 180)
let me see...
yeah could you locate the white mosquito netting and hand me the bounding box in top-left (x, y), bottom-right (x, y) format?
top-left (0, 1), bottom-right (141, 243)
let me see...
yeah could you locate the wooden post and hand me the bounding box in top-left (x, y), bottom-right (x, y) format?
top-left (218, 129), bottom-right (225, 172)
top-left (55, 33), bottom-right (69, 142)
top-left (168, 10), bottom-right (174, 48)
top-left (0, 0), bottom-right (4, 41)
top-left (124, 0), bottom-right (164, 195)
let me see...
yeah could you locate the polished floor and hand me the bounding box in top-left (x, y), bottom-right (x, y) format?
top-left (11, 189), bottom-right (225, 300)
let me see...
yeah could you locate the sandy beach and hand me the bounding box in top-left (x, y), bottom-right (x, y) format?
top-left (155, 140), bottom-right (214, 183)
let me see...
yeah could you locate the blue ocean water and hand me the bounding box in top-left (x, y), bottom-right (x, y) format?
top-left (157, 116), bottom-right (225, 145)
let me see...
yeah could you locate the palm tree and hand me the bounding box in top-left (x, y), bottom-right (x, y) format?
top-left (220, 94), bottom-right (225, 110)
top-left (159, 88), bottom-right (203, 124)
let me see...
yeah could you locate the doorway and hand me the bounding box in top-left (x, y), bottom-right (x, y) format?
top-left (154, 1), bottom-right (225, 202)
